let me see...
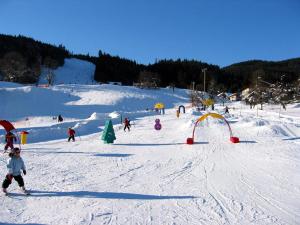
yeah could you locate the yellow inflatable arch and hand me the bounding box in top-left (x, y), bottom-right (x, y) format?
top-left (186, 113), bottom-right (239, 144)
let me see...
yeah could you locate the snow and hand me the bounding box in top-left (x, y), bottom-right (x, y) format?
top-left (39, 58), bottom-right (96, 85)
top-left (0, 58), bottom-right (300, 224)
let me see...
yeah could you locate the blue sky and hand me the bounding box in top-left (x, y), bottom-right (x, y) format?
top-left (0, 0), bottom-right (299, 67)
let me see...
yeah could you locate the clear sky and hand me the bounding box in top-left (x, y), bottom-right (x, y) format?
top-left (0, 0), bottom-right (299, 67)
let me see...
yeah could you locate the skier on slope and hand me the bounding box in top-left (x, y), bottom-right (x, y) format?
top-left (2, 147), bottom-right (28, 195)
top-left (4, 131), bottom-right (17, 152)
top-left (123, 118), bottom-right (131, 132)
top-left (57, 114), bottom-right (63, 123)
top-left (67, 127), bottom-right (76, 142)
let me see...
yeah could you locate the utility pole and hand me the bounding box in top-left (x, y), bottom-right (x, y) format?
top-left (202, 68), bottom-right (207, 92)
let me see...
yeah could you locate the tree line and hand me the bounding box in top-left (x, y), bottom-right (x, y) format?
top-left (0, 34), bottom-right (69, 83)
top-left (0, 34), bottom-right (299, 97)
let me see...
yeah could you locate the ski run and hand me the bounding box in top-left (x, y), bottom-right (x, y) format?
top-left (0, 58), bottom-right (299, 225)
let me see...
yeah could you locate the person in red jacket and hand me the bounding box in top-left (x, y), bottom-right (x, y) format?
top-left (67, 127), bottom-right (76, 142)
top-left (4, 131), bottom-right (17, 152)
top-left (124, 118), bottom-right (130, 131)
top-left (123, 118), bottom-right (131, 132)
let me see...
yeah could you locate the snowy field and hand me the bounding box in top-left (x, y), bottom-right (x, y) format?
top-left (0, 59), bottom-right (300, 225)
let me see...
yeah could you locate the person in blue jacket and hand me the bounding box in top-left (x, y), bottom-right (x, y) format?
top-left (2, 148), bottom-right (27, 194)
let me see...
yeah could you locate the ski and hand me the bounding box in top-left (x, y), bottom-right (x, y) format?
top-left (21, 189), bottom-right (31, 195)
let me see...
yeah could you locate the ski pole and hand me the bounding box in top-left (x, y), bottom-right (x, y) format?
top-left (76, 130), bottom-right (82, 141)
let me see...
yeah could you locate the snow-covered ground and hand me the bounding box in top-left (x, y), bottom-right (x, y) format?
top-left (0, 59), bottom-right (299, 225)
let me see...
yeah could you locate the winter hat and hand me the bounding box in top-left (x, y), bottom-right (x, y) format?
top-left (12, 147), bottom-right (20, 153)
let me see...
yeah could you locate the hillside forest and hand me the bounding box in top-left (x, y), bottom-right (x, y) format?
top-left (0, 34), bottom-right (299, 107)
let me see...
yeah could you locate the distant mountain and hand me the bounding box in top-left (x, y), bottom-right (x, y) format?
top-left (222, 58), bottom-right (300, 89)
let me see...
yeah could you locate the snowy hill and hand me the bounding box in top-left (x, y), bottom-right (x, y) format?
top-left (39, 58), bottom-right (96, 85)
top-left (0, 59), bottom-right (300, 225)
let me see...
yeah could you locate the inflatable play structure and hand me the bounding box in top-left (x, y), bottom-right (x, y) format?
top-left (186, 113), bottom-right (239, 144)
top-left (20, 131), bottom-right (29, 144)
top-left (202, 99), bottom-right (214, 106)
top-left (0, 120), bottom-right (15, 132)
top-left (154, 102), bottom-right (165, 114)
top-left (178, 105), bottom-right (185, 113)
top-left (154, 119), bottom-right (162, 130)
top-left (1, 120), bottom-right (30, 145)
top-left (101, 120), bottom-right (116, 143)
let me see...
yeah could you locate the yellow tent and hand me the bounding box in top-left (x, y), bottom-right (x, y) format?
top-left (154, 102), bottom-right (165, 109)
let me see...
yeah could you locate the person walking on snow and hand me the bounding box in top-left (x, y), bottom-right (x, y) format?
top-left (123, 118), bottom-right (131, 132)
top-left (67, 127), bottom-right (76, 142)
top-left (224, 106), bottom-right (229, 114)
top-left (4, 131), bottom-right (17, 152)
top-left (2, 147), bottom-right (27, 194)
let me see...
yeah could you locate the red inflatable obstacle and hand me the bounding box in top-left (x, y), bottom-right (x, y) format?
top-left (186, 113), bottom-right (239, 144)
top-left (230, 136), bottom-right (240, 143)
top-left (0, 120), bottom-right (15, 132)
top-left (186, 137), bottom-right (194, 144)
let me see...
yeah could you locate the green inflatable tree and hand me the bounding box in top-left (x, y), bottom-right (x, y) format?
top-left (101, 120), bottom-right (116, 143)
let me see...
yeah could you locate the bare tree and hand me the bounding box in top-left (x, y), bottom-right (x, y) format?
top-left (45, 69), bottom-right (55, 86)
top-left (269, 75), bottom-right (295, 109)
top-left (293, 77), bottom-right (300, 102)
top-left (0, 51), bottom-right (27, 82)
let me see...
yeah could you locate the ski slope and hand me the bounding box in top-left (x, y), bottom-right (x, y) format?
top-left (0, 59), bottom-right (300, 225)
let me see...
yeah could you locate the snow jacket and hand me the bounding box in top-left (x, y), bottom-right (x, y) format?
top-left (5, 133), bottom-right (17, 144)
top-left (68, 129), bottom-right (75, 136)
top-left (6, 156), bottom-right (26, 176)
top-left (58, 115), bottom-right (63, 122)
top-left (124, 119), bottom-right (130, 126)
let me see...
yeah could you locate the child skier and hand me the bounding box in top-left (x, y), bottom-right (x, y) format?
top-left (4, 131), bottom-right (17, 152)
top-left (123, 118), bottom-right (131, 132)
top-left (57, 114), bottom-right (63, 122)
top-left (67, 127), bottom-right (76, 142)
top-left (2, 147), bottom-right (27, 195)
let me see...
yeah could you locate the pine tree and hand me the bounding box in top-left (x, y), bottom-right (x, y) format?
top-left (101, 120), bottom-right (116, 143)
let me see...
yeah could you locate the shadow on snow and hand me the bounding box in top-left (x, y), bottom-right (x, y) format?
top-left (282, 137), bottom-right (300, 141)
top-left (94, 153), bottom-right (133, 157)
top-left (0, 223), bottom-right (45, 225)
top-left (239, 140), bottom-right (257, 143)
top-left (22, 150), bottom-right (133, 157)
top-left (21, 190), bottom-right (196, 200)
top-left (114, 143), bottom-right (186, 146)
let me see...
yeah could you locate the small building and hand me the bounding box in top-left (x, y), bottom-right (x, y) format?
top-left (108, 81), bottom-right (122, 85)
top-left (228, 93), bottom-right (240, 101)
top-left (241, 88), bottom-right (251, 100)
top-left (133, 81), bottom-right (159, 89)
top-left (217, 92), bottom-right (228, 99)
